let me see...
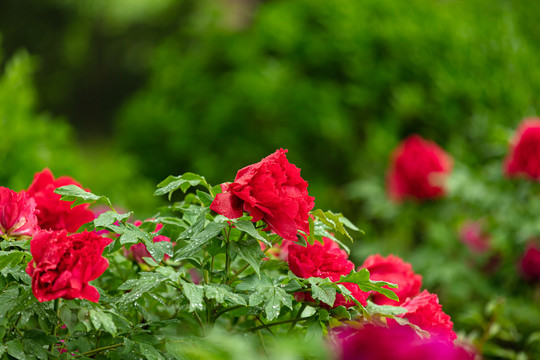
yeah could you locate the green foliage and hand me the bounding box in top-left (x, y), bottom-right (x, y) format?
top-left (116, 0), bottom-right (540, 210)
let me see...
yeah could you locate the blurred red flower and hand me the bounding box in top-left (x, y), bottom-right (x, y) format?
top-left (210, 149), bottom-right (314, 241)
top-left (387, 135), bottom-right (453, 201)
top-left (360, 254), bottom-right (422, 306)
top-left (459, 221), bottom-right (491, 253)
top-left (26, 230), bottom-right (111, 302)
top-left (504, 118), bottom-right (540, 180)
top-left (287, 238), bottom-right (368, 307)
top-left (520, 243), bottom-right (540, 281)
top-left (334, 323), bottom-right (475, 360)
top-left (27, 169), bottom-right (95, 232)
top-left (0, 187), bottom-right (40, 238)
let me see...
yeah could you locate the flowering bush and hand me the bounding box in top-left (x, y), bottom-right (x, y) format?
top-left (0, 150), bottom-right (474, 359)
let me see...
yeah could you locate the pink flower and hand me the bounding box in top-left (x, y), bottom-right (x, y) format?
top-left (360, 254), bottom-right (422, 306)
top-left (504, 118), bottom-right (540, 180)
top-left (27, 169), bottom-right (95, 232)
top-left (387, 135), bottom-right (453, 201)
top-left (26, 230), bottom-right (111, 302)
top-left (124, 220), bottom-right (173, 264)
top-left (287, 238), bottom-right (369, 307)
top-left (0, 187), bottom-right (40, 238)
top-left (459, 221), bottom-right (490, 253)
top-left (334, 324), bottom-right (475, 360)
top-left (210, 149), bottom-right (315, 241)
top-left (397, 290), bottom-right (456, 342)
top-left (520, 243), bottom-right (540, 281)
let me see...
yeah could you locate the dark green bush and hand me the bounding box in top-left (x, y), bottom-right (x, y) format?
top-left (116, 0), bottom-right (540, 210)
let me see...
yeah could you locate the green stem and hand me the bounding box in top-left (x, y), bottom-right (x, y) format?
top-left (226, 238), bottom-right (277, 285)
top-left (226, 263), bottom-right (250, 285)
top-left (77, 343), bottom-right (123, 357)
top-left (213, 304), bottom-right (244, 320)
top-left (53, 299), bottom-right (61, 336)
top-left (194, 311), bottom-right (206, 337)
top-left (257, 330), bottom-right (270, 359)
top-left (49, 299), bottom-right (61, 352)
top-left (243, 315), bottom-right (316, 333)
top-left (287, 303), bottom-right (307, 333)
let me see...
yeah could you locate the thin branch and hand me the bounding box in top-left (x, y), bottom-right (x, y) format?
top-left (77, 343), bottom-right (123, 357)
top-left (242, 315), bottom-right (316, 333)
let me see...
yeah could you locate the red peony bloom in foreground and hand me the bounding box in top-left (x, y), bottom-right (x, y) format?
top-left (504, 118), bottom-right (540, 181)
top-left (210, 149), bottom-right (315, 241)
top-left (0, 187), bottom-right (40, 238)
top-left (520, 243), bottom-right (540, 281)
top-left (27, 169), bottom-right (95, 232)
top-left (335, 324), bottom-right (475, 360)
top-left (124, 220), bottom-right (173, 264)
top-left (387, 135), bottom-right (453, 201)
top-left (360, 254), bottom-right (422, 306)
top-left (287, 238), bottom-right (369, 307)
top-left (26, 230), bottom-right (111, 302)
top-left (397, 290), bottom-right (456, 342)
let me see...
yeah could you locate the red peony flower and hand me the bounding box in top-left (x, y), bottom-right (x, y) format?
top-left (287, 238), bottom-right (369, 307)
top-left (27, 169), bottom-right (95, 232)
top-left (504, 118), bottom-right (540, 180)
top-left (360, 254), bottom-right (422, 306)
top-left (387, 135), bottom-right (453, 201)
top-left (520, 243), bottom-right (540, 281)
top-left (459, 221), bottom-right (490, 253)
top-left (0, 187), bottom-right (40, 238)
top-left (397, 290), bottom-right (456, 342)
top-left (335, 324), bottom-right (475, 360)
top-left (124, 220), bottom-right (173, 264)
top-left (26, 230), bottom-right (111, 302)
top-left (210, 149), bottom-right (315, 241)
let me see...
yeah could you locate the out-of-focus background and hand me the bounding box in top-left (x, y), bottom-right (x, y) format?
top-left (1, 0), bottom-right (540, 357)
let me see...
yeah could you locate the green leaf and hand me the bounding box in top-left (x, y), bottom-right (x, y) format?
top-left (196, 190), bottom-right (214, 207)
top-left (139, 343), bottom-right (166, 360)
top-left (146, 240), bottom-right (173, 263)
top-left (0, 286), bottom-right (19, 321)
top-left (309, 278), bottom-right (336, 307)
top-left (340, 269), bottom-right (398, 302)
top-left (230, 238), bottom-right (266, 276)
top-left (55, 185), bottom-right (113, 208)
top-left (311, 209), bottom-right (358, 241)
top-left (118, 272), bottom-right (165, 306)
top-left (182, 282), bottom-right (205, 312)
top-left (0, 251), bottom-right (30, 271)
top-left (22, 339), bottom-right (48, 360)
top-left (94, 211), bottom-right (132, 229)
top-left (235, 220), bottom-right (271, 246)
top-left (59, 305), bottom-right (78, 333)
top-left (249, 286), bottom-right (292, 321)
top-left (5, 339), bottom-right (26, 360)
top-left (176, 221), bottom-right (227, 259)
top-left (239, 274), bottom-right (292, 320)
top-left (366, 301), bottom-right (407, 316)
top-left (155, 173), bottom-right (209, 200)
top-left (90, 309), bottom-right (117, 336)
top-left (330, 306), bottom-right (351, 320)
top-left (305, 320), bottom-right (323, 342)
top-left (283, 278), bottom-right (304, 292)
top-left (204, 284), bottom-right (247, 306)
top-left (236, 274), bottom-right (272, 292)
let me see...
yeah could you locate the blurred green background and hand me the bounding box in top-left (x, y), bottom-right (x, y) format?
top-left (1, 0), bottom-right (540, 357)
